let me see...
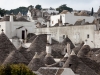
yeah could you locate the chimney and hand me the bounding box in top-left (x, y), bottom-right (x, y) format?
top-left (81, 19), bottom-right (85, 25)
top-left (33, 52), bottom-right (39, 59)
top-left (64, 52), bottom-right (69, 57)
top-left (67, 42), bottom-right (71, 56)
top-left (46, 43), bottom-right (52, 57)
top-left (47, 34), bottom-right (52, 44)
top-left (70, 50), bottom-right (76, 56)
top-left (47, 20), bottom-right (50, 27)
top-left (84, 40), bottom-right (87, 45)
top-left (96, 19), bottom-right (100, 30)
top-left (59, 15), bottom-right (62, 26)
top-left (10, 15), bottom-right (13, 22)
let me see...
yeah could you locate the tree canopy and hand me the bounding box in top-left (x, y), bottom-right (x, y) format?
top-left (0, 64), bottom-right (36, 75)
top-left (0, 8), bottom-right (6, 16)
top-left (35, 4), bottom-right (42, 10)
top-left (56, 4), bottom-right (73, 13)
top-left (91, 7), bottom-right (94, 16)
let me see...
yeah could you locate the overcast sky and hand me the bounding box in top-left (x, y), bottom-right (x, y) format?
top-left (0, 0), bottom-right (100, 11)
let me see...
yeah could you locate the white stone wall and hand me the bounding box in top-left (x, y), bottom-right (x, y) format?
top-left (51, 13), bottom-right (94, 26)
top-left (0, 21), bottom-right (36, 39)
top-left (61, 68), bottom-right (76, 75)
top-left (0, 22), bottom-right (6, 33)
top-left (44, 9), bottom-right (59, 14)
top-left (35, 25), bottom-right (96, 48)
top-left (94, 31), bottom-right (100, 48)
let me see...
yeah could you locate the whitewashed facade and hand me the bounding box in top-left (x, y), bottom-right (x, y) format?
top-left (0, 15), bottom-right (36, 48)
top-left (50, 12), bottom-right (94, 26)
top-left (35, 24), bottom-right (100, 48)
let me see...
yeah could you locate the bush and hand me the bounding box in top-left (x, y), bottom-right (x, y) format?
top-left (0, 64), bottom-right (36, 75)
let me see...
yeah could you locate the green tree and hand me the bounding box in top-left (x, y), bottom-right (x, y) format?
top-left (0, 8), bottom-right (6, 16)
top-left (56, 4), bottom-right (73, 13)
top-left (0, 64), bottom-right (36, 75)
top-left (91, 7), bottom-right (94, 16)
top-left (35, 4), bottom-right (42, 10)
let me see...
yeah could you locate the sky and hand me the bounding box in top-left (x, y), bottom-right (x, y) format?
top-left (0, 0), bottom-right (100, 12)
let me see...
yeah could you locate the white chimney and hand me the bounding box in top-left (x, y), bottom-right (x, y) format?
top-left (84, 40), bottom-right (87, 45)
top-left (64, 53), bottom-right (69, 57)
top-left (10, 15), bottom-right (13, 22)
top-left (70, 50), bottom-right (76, 56)
top-left (33, 52), bottom-right (39, 59)
top-left (47, 21), bottom-right (50, 27)
top-left (46, 44), bottom-right (52, 57)
top-left (59, 15), bottom-right (62, 26)
top-left (81, 19), bottom-right (85, 25)
top-left (67, 42), bottom-right (71, 56)
top-left (96, 19), bottom-right (100, 30)
top-left (59, 21), bottom-right (62, 26)
top-left (47, 34), bottom-right (52, 44)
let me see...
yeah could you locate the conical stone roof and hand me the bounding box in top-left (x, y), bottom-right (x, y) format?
top-left (77, 45), bottom-right (91, 58)
top-left (63, 52), bottom-right (98, 75)
top-left (72, 41), bottom-right (84, 55)
top-left (3, 50), bottom-right (28, 65)
top-left (0, 32), bottom-right (16, 64)
top-left (26, 35), bottom-right (47, 61)
top-left (28, 52), bottom-right (45, 71)
top-left (44, 55), bottom-right (56, 65)
top-left (61, 37), bottom-right (75, 49)
top-left (80, 57), bottom-right (100, 75)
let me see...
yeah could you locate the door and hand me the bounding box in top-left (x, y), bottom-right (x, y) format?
top-left (22, 30), bottom-right (25, 39)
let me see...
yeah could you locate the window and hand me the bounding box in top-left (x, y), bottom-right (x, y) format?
top-left (52, 21), bottom-right (54, 24)
top-left (69, 64), bottom-right (72, 67)
top-left (87, 34), bottom-right (89, 38)
top-left (63, 35), bottom-right (65, 39)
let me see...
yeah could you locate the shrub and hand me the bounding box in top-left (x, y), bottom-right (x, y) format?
top-left (0, 64), bottom-right (36, 75)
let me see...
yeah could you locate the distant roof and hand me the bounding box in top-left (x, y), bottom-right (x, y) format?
top-left (0, 32), bottom-right (16, 64)
top-left (0, 16), bottom-right (30, 22)
top-left (60, 10), bottom-right (70, 14)
top-left (97, 7), bottom-right (100, 15)
top-left (74, 20), bottom-right (83, 25)
top-left (16, 17), bottom-right (30, 22)
top-left (78, 11), bottom-right (90, 16)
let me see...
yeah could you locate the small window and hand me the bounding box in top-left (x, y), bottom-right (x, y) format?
top-left (69, 64), bottom-right (72, 67)
top-left (52, 21), bottom-right (54, 24)
top-left (63, 35), bottom-right (65, 39)
top-left (87, 34), bottom-right (89, 38)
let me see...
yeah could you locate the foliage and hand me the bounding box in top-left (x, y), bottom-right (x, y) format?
top-left (35, 5), bottom-right (42, 10)
top-left (6, 7), bottom-right (28, 15)
top-left (0, 64), bottom-right (36, 75)
top-left (0, 8), bottom-right (6, 16)
top-left (56, 4), bottom-right (73, 13)
top-left (91, 7), bottom-right (94, 16)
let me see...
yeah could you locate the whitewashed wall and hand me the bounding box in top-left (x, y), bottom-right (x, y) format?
top-left (61, 68), bottom-right (76, 75)
top-left (35, 25), bottom-right (96, 48)
top-left (2, 21), bottom-right (36, 39)
top-left (0, 22), bottom-right (6, 33)
top-left (94, 31), bottom-right (100, 48)
top-left (50, 13), bottom-right (94, 26)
